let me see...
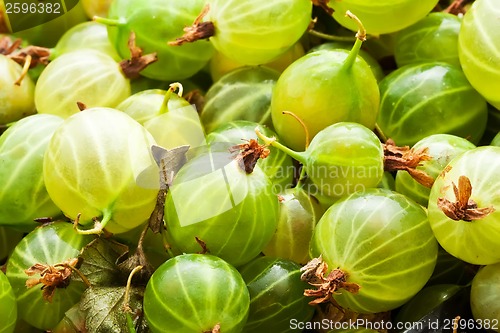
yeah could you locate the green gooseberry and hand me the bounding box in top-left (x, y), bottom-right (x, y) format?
top-left (0, 114), bottom-right (64, 231)
top-left (377, 62), bottom-right (488, 146)
top-left (257, 122), bottom-right (384, 200)
top-left (117, 85), bottom-right (206, 150)
top-left (394, 12), bottom-right (462, 68)
top-left (271, 14), bottom-right (380, 151)
top-left (238, 256), bottom-right (315, 333)
top-left (263, 187), bottom-right (324, 265)
top-left (395, 134), bottom-right (476, 206)
top-left (206, 120), bottom-right (295, 189)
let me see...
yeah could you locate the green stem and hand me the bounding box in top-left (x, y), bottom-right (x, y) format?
top-left (13, 54), bottom-right (31, 86)
top-left (255, 127), bottom-right (307, 165)
top-left (158, 82), bottom-right (184, 114)
top-left (73, 210), bottom-right (112, 235)
top-left (343, 37), bottom-right (363, 70)
top-left (282, 111), bottom-right (310, 149)
top-left (295, 164), bottom-right (308, 190)
top-left (93, 16), bottom-right (126, 27)
top-left (342, 11), bottom-right (367, 71)
top-left (126, 313), bottom-right (137, 333)
top-left (123, 265), bottom-right (143, 333)
top-left (64, 264), bottom-right (92, 288)
top-left (374, 123), bottom-right (388, 143)
top-left (170, 82), bottom-right (184, 97)
top-left (159, 89), bottom-right (173, 115)
top-left (47, 48), bottom-right (57, 61)
top-left (123, 265), bottom-right (143, 310)
top-left (308, 29), bottom-right (356, 42)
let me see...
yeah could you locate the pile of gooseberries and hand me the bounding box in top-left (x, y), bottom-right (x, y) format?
top-left (1, 0), bottom-right (500, 332)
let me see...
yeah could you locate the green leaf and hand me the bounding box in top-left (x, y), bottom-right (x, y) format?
top-left (78, 238), bottom-right (129, 286)
top-left (80, 286), bottom-right (148, 333)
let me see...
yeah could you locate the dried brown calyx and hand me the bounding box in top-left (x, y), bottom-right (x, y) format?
top-left (300, 256), bottom-right (360, 305)
top-left (1, 36), bottom-right (50, 85)
top-left (25, 258), bottom-right (80, 302)
top-left (0, 36), bottom-right (21, 55)
top-left (168, 5), bottom-right (215, 46)
top-left (312, 0), bottom-right (334, 15)
top-left (383, 138), bottom-right (434, 188)
top-left (229, 139), bottom-right (270, 174)
top-left (119, 32), bottom-right (158, 79)
top-left (438, 175), bottom-right (495, 222)
top-left (8, 45), bottom-right (51, 68)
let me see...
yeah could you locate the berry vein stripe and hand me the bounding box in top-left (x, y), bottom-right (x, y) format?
top-left (0, 134), bottom-right (47, 200)
top-left (336, 196), bottom-right (392, 262)
top-left (467, 5), bottom-right (500, 60)
top-left (348, 217), bottom-right (430, 270)
top-left (460, 44), bottom-right (500, 75)
top-left (174, 262), bottom-right (205, 328)
top-left (431, 148), bottom-right (500, 261)
top-left (149, 281), bottom-right (200, 330)
top-left (393, 86), bottom-right (477, 127)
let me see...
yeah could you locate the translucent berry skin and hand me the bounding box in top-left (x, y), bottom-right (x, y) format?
top-left (303, 122), bottom-right (385, 199)
top-left (263, 187), bottom-right (323, 265)
top-left (0, 55), bottom-right (36, 125)
top-left (6, 222), bottom-right (92, 330)
top-left (271, 50), bottom-right (380, 151)
top-left (206, 120), bottom-right (295, 189)
top-left (311, 189), bottom-right (438, 313)
top-left (144, 254), bottom-right (250, 333)
top-left (0, 271), bottom-right (17, 333)
top-left (205, 0), bottom-right (312, 65)
top-left (238, 256), bottom-right (315, 333)
top-left (458, 0), bottom-right (500, 110)
top-left (428, 146), bottom-right (500, 265)
top-left (310, 42), bottom-right (384, 82)
top-left (395, 134), bottom-right (476, 206)
top-left (0, 114), bottom-right (64, 232)
top-left (377, 62), bottom-right (488, 146)
top-left (394, 12), bottom-right (462, 68)
top-left (201, 66), bottom-right (280, 133)
top-left (164, 148), bottom-right (279, 267)
top-left (117, 89), bottom-right (206, 150)
top-left (328, 0), bottom-right (439, 35)
top-left (43, 107), bottom-right (159, 234)
top-left (35, 50), bottom-right (130, 118)
top-left (51, 21), bottom-right (121, 61)
top-left (106, 0), bottom-right (214, 81)
top-left (470, 263), bottom-right (500, 329)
